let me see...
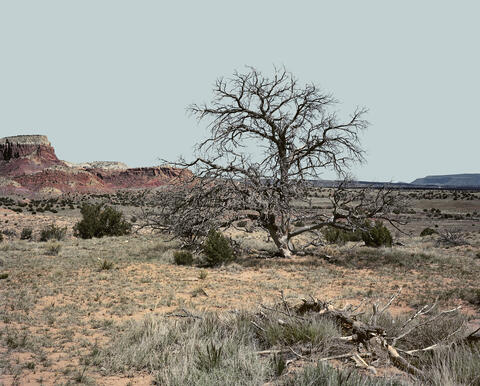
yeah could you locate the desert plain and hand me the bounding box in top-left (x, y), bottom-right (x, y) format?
top-left (0, 188), bottom-right (479, 385)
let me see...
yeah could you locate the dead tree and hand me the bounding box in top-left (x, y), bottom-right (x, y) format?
top-left (437, 228), bottom-right (469, 246)
top-left (149, 67), bottom-right (404, 256)
top-left (255, 292), bottom-right (466, 381)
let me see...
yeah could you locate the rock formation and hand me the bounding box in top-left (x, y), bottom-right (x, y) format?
top-left (0, 134), bottom-right (190, 195)
top-left (411, 174), bottom-right (480, 188)
top-left (0, 135), bottom-right (54, 160)
top-left (0, 135), bottom-right (64, 177)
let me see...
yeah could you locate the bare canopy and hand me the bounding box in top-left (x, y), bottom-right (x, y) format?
top-left (147, 66), bottom-right (402, 257)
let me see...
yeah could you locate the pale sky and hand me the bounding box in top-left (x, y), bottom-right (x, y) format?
top-left (1, 1), bottom-right (478, 183)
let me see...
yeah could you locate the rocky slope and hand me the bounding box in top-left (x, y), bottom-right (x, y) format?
top-left (0, 135), bottom-right (190, 195)
top-left (0, 135), bottom-right (64, 176)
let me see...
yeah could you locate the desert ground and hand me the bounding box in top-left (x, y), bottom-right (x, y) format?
top-left (0, 189), bottom-right (479, 385)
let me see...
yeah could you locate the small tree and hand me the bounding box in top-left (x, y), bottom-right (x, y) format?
top-left (202, 229), bottom-right (235, 267)
top-left (147, 67), bottom-right (403, 256)
top-left (420, 227), bottom-right (437, 237)
top-left (361, 221), bottom-right (393, 247)
top-left (74, 204), bottom-right (131, 239)
top-left (20, 228), bottom-right (33, 240)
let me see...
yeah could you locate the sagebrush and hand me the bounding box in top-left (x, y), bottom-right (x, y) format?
top-left (173, 250), bottom-right (194, 266)
top-left (40, 224), bottom-right (67, 242)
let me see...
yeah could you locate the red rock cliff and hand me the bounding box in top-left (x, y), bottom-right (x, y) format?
top-left (0, 134), bottom-right (191, 195)
top-left (0, 135), bottom-right (59, 162)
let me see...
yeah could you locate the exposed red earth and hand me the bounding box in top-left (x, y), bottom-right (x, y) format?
top-left (0, 135), bottom-right (189, 195)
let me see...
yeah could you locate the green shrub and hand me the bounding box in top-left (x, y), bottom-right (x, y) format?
top-left (20, 228), bottom-right (33, 240)
top-left (202, 229), bottom-right (235, 267)
top-left (322, 226), bottom-right (363, 245)
top-left (420, 227), bottom-right (437, 237)
top-left (173, 250), bottom-right (194, 266)
top-left (40, 224), bottom-right (67, 242)
top-left (74, 204), bottom-right (131, 239)
top-left (361, 220), bottom-right (392, 247)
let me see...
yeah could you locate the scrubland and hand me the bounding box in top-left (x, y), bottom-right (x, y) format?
top-left (0, 189), bottom-right (479, 385)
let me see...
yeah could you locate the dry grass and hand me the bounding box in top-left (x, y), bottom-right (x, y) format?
top-left (0, 191), bottom-right (479, 384)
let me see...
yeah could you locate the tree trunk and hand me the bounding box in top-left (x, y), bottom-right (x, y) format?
top-left (268, 227), bottom-right (292, 258)
top-left (261, 213), bottom-right (293, 257)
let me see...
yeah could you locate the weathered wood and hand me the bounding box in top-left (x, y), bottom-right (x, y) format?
top-left (291, 295), bottom-right (463, 380)
top-left (386, 344), bottom-right (425, 378)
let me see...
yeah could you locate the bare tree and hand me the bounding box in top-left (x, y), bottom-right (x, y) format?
top-left (147, 66), bottom-right (403, 256)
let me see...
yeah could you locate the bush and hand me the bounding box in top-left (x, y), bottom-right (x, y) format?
top-left (20, 228), bottom-right (33, 240)
top-left (420, 227), bottom-right (437, 237)
top-left (40, 224), bottom-right (67, 242)
top-left (173, 250), bottom-right (194, 266)
top-left (0, 233), bottom-right (3, 242)
top-left (74, 204), bottom-right (131, 239)
top-left (361, 221), bottom-right (392, 247)
top-left (202, 229), bottom-right (235, 267)
top-left (45, 242), bottom-right (62, 255)
top-left (322, 226), bottom-right (363, 245)
top-left (100, 259), bottom-right (114, 270)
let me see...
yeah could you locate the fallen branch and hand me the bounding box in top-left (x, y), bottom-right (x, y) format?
top-left (289, 294), bottom-right (462, 380)
top-left (466, 325), bottom-right (480, 342)
top-left (319, 352), bottom-right (372, 361)
top-left (386, 343), bottom-right (425, 378)
top-left (261, 304), bottom-right (306, 321)
top-left (256, 349), bottom-right (290, 355)
top-left (392, 305), bottom-right (461, 346)
top-left (251, 321), bottom-right (266, 332)
top-left (400, 324), bottom-right (464, 355)
top-left (165, 308), bottom-right (202, 319)
top-left (253, 292), bottom-right (465, 382)
top-left (352, 353), bottom-right (377, 375)
top-left (369, 288), bottom-right (402, 325)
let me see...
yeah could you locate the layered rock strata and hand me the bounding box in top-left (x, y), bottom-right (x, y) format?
top-left (0, 135), bottom-right (190, 195)
top-left (0, 135), bottom-right (54, 161)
